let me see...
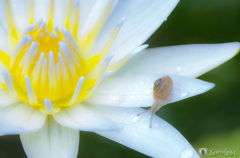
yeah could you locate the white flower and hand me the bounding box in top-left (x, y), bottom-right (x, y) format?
top-left (0, 0), bottom-right (239, 158)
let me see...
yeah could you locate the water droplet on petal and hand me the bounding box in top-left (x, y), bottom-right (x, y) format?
top-left (179, 148), bottom-right (194, 158)
top-left (132, 116), bottom-right (140, 123)
top-left (144, 89), bottom-right (152, 95)
top-left (181, 92), bottom-right (189, 98)
top-left (177, 66), bottom-right (181, 71)
top-left (109, 94), bottom-right (125, 104)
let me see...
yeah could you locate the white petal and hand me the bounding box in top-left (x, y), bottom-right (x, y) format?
top-left (114, 42), bottom-right (240, 78)
top-left (79, 0), bottom-right (110, 37)
top-left (0, 28), bottom-right (11, 54)
top-left (8, 0), bottom-right (28, 31)
top-left (91, 106), bottom-right (199, 158)
top-left (85, 74), bottom-right (214, 107)
top-left (0, 89), bottom-right (20, 106)
top-left (33, 0), bottom-right (49, 22)
top-left (93, 0), bottom-right (179, 63)
top-left (0, 102), bottom-right (46, 135)
top-left (20, 117), bottom-right (79, 158)
top-left (53, 103), bottom-right (120, 132)
top-left (0, 1), bottom-right (12, 53)
top-left (52, 0), bottom-right (67, 27)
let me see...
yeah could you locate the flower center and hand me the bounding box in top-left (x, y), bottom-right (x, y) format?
top-left (6, 20), bottom-right (103, 114)
top-left (0, 0), bottom-right (148, 114)
top-left (10, 21), bottom-right (86, 103)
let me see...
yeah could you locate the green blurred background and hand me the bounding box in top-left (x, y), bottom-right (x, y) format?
top-left (1, 0), bottom-right (240, 157)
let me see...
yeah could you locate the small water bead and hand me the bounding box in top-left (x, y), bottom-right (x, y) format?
top-left (177, 66), bottom-right (181, 71)
top-left (179, 149), bottom-right (194, 158)
top-left (132, 116), bottom-right (140, 123)
top-left (144, 89), bottom-right (152, 95)
top-left (181, 92), bottom-right (189, 98)
top-left (109, 94), bottom-right (125, 104)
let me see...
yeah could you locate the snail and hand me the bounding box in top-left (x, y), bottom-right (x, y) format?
top-left (138, 76), bottom-right (173, 128)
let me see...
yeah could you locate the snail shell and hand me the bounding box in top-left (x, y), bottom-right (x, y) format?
top-left (153, 76), bottom-right (173, 101)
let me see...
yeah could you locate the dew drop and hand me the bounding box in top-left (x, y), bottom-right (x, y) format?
top-left (177, 66), bottom-right (181, 71)
top-left (110, 95), bottom-right (125, 104)
top-left (181, 92), bottom-right (189, 98)
top-left (132, 116), bottom-right (140, 123)
top-left (179, 148), bottom-right (194, 158)
top-left (144, 89), bottom-right (152, 95)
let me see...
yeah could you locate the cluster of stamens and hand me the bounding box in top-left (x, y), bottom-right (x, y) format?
top-left (0, 0), bottom-right (149, 114)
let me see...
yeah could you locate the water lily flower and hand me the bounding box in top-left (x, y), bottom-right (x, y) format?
top-left (0, 0), bottom-right (239, 158)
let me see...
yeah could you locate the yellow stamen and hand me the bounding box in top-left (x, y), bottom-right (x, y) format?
top-left (47, 0), bottom-right (55, 31)
top-left (3, 0), bottom-right (21, 48)
top-left (72, 1), bottom-right (80, 39)
top-left (0, 0), bottom-right (132, 115)
top-left (64, 0), bottom-right (75, 30)
top-left (0, 50), bottom-right (11, 68)
top-left (28, 0), bottom-right (35, 24)
top-left (79, 0), bottom-right (113, 55)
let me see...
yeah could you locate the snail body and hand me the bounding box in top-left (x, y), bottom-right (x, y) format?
top-left (138, 76), bottom-right (173, 128)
